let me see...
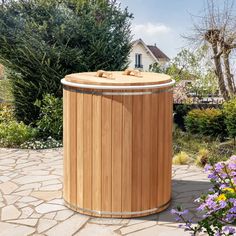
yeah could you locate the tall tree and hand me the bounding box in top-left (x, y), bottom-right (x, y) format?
top-left (187, 0), bottom-right (236, 100)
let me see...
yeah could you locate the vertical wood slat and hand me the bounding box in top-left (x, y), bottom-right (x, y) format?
top-left (162, 92), bottom-right (168, 206)
top-left (77, 92), bottom-right (84, 210)
top-left (92, 94), bottom-right (102, 212)
top-left (157, 92), bottom-right (165, 207)
top-left (132, 95), bottom-right (142, 215)
top-left (162, 92), bottom-right (172, 204)
top-left (166, 91), bottom-right (173, 201)
top-left (141, 94), bottom-right (151, 211)
top-left (69, 91), bottom-right (77, 206)
top-left (83, 93), bottom-right (92, 210)
top-left (66, 89), bottom-right (71, 203)
top-left (122, 95), bottom-right (133, 214)
top-left (111, 95), bottom-right (123, 214)
top-left (150, 93), bottom-right (158, 209)
top-left (63, 89), bottom-right (68, 202)
top-left (101, 95), bottom-right (112, 216)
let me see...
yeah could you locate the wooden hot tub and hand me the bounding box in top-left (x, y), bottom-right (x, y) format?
top-left (61, 70), bottom-right (175, 218)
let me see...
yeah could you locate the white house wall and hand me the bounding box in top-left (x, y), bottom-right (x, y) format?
top-left (129, 43), bottom-right (156, 71)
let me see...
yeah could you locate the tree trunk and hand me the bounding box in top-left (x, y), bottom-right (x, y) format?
top-left (212, 44), bottom-right (229, 100)
top-left (223, 51), bottom-right (235, 96)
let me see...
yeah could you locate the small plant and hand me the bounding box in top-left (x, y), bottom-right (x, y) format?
top-left (35, 94), bottom-right (63, 140)
top-left (195, 148), bottom-right (209, 167)
top-left (185, 108), bottom-right (227, 139)
top-left (171, 156), bottom-right (236, 236)
top-left (223, 97), bottom-right (236, 145)
top-left (173, 151), bottom-right (190, 165)
top-left (0, 121), bottom-right (37, 147)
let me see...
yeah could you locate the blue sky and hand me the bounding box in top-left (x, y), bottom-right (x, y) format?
top-left (120, 0), bottom-right (235, 59)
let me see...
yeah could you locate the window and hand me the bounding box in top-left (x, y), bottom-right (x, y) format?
top-left (135, 53), bottom-right (143, 68)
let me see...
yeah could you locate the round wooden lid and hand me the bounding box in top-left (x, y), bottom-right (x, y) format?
top-left (64, 70), bottom-right (172, 86)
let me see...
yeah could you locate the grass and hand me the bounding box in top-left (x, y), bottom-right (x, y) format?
top-left (0, 79), bottom-right (13, 102)
top-left (173, 125), bottom-right (236, 165)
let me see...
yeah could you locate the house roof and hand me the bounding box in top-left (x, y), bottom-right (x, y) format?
top-left (147, 45), bottom-right (170, 61)
top-left (132, 38), bottom-right (170, 62)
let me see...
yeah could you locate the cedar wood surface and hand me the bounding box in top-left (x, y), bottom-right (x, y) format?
top-left (63, 86), bottom-right (173, 218)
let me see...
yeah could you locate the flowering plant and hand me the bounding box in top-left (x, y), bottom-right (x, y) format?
top-left (171, 156), bottom-right (236, 236)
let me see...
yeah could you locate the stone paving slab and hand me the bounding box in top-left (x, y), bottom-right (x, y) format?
top-left (0, 148), bottom-right (211, 236)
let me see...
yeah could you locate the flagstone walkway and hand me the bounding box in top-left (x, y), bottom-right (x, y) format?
top-left (0, 148), bottom-right (211, 236)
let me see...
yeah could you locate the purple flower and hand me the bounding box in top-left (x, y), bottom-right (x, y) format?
top-left (223, 226), bottom-right (236, 235)
top-left (224, 213), bottom-right (236, 222)
top-left (215, 162), bottom-right (224, 172)
top-left (205, 164), bottom-right (212, 172)
top-left (215, 231), bottom-right (221, 236)
top-left (229, 198), bottom-right (236, 206)
top-left (218, 200), bottom-right (227, 209)
top-left (208, 173), bottom-right (217, 179)
top-left (229, 206), bottom-right (236, 213)
top-left (219, 184), bottom-right (227, 189)
top-left (228, 163), bottom-right (236, 171)
top-left (170, 209), bottom-right (189, 216)
top-left (230, 156), bottom-right (236, 162)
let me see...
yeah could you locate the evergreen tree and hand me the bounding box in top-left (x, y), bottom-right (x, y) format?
top-left (0, 0), bottom-right (133, 124)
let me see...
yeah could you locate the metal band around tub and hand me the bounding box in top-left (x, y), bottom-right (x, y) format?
top-left (63, 85), bottom-right (173, 96)
top-left (61, 79), bottom-right (175, 91)
top-left (63, 198), bottom-right (171, 216)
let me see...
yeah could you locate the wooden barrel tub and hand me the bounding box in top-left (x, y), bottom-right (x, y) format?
top-left (61, 70), bottom-right (175, 218)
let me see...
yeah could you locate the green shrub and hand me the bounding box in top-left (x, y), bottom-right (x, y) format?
top-left (174, 104), bottom-right (191, 130)
top-left (35, 94), bottom-right (62, 140)
top-left (0, 0), bottom-right (133, 124)
top-left (223, 97), bottom-right (236, 142)
top-left (0, 121), bottom-right (37, 147)
top-left (0, 79), bottom-right (13, 102)
top-left (184, 108), bottom-right (227, 138)
top-left (0, 103), bottom-right (14, 123)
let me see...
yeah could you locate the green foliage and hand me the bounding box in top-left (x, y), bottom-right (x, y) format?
top-left (0, 0), bottom-right (133, 124)
top-left (173, 126), bottom-right (232, 165)
top-left (0, 120), bottom-right (37, 147)
top-left (0, 79), bottom-right (13, 102)
top-left (166, 47), bottom-right (218, 97)
top-left (0, 103), bottom-right (37, 147)
top-left (173, 104), bottom-right (192, 130)
top-left (0, 103), bottom-right (14, 123)
top-left (165, 49), bottom-right (202, 82)
top-left (35, 94), bottom-right (62, 140)
top-left (185, 108), bottom-right (227, 138)
top-left (223, 97), bottom-right (236, 140)
top-left (149, 62), bottom-right (165, 73)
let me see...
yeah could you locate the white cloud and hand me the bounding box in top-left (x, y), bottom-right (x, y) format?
top-left (133, 22), bottom-right (171, 36)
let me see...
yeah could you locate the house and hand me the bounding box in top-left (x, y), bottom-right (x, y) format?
top-left (129, 38), bottom-right (170, 71)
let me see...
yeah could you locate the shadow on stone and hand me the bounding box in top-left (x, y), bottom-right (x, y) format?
top-left (129, 179), bottom-right (212, 224)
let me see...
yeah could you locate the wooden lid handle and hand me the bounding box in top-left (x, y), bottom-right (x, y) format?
top-left (123, 69), bottom-right (142, 78)
top-left (96, 70), bottom-right (114, 80)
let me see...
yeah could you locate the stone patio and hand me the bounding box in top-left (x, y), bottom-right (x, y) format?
top-left (0, 148), bottom-right (211, 236)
